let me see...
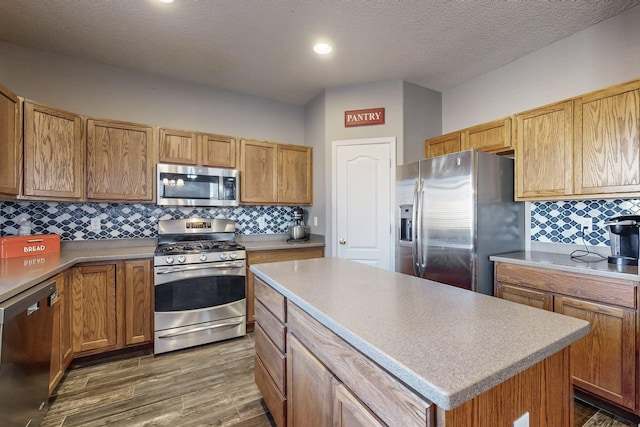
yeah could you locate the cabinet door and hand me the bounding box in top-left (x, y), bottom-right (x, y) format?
top-left (574, 80), bottom-right (640, 197)
top-left (555, 296), bottom-right (636, 411)
top-left (461, 117), bottom-right (512, 154)
top-left (287, 333), bottom-right (334, 427)
top-left (240, 139), bottom-right (278, 203)
top-left (334, 382), bottom-right (385, 427)
top-left (49, 271), bottom-right (72, 395)
top-left (71, 264), bottom-right (118, 354)
top-left (495, 282), bottom-right (553, 311)
top-left (247, 247), bottom-right (324, 327)
top-left (515, 100), bottom-right (573, 200)
top-left (123, 259), bottom-right (153, 346)
top-left (158, 128), bottom-right (198, 165)
top-left (278, 144), bottom-right (312, 205)
top-left (200, 133), bottom-right (237, 168)
top-left (86, 119), bottom-right (154, 201)
top-left (424, 132), bottom-right (461, 159)
top-left (23, 100), bottom-right (83, 199)
top-left (0, 83), bottom-right (21, 196)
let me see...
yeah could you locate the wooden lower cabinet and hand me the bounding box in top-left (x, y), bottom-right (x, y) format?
top-left (255, 278), bottom-right (572, 426)
top-left (287, 334), bottom-right (334, 427)
top-left (495, 262), bottom-right (639, 415)
top-left (246, 246), bottom-right (324, 330)
top-left (50, 270), bottom-right (73, 395)
top-left (70, 259), bottom-right (153, 357)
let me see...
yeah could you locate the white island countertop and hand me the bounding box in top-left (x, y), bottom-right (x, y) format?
top-left (251, 257), bottom-right (590, 410)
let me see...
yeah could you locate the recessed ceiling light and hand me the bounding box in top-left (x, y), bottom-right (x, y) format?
top-left (159, 0), bottom-right (174, 3)
top-left (313, 43), bottom-right (333, 55)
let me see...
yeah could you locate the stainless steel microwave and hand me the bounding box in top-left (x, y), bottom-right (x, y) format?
top-left (156, 163), bottom-right (239, 207)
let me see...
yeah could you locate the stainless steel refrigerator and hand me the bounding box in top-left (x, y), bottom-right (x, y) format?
top-left (395, 149), bottom-right (525, 295)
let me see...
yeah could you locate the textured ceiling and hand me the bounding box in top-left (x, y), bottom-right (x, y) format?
top-left (0, 1), bottom-right (638, 105)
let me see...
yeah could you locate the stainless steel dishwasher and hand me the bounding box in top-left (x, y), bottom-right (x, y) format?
top-left (0, 278), bottom-right (57, 427)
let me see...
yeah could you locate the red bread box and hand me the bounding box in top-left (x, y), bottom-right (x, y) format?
top-left (0, 234), bottom-right (61, 259)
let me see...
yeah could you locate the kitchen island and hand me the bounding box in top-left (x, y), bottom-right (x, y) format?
top-left (251, 257), bottom-right (590, 426)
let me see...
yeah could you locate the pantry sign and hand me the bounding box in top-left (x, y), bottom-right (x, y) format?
top-left (344, 108), bottom-right (385, 127)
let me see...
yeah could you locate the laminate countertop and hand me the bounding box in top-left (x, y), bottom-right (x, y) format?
top-left (0, 239), bottom-right (156, 303)
top-left (0, 234), bottom-right (325, 304)
top-left (251, 257), bottom-right (590, 410)
top-left (490, 251), bottom-right (639, 281)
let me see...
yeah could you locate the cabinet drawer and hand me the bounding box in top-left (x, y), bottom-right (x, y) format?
top-left (255, 299), bottom-right (286, 352)
top-left (287, 301), bottom-right (432, 427)
top-left (255, 323), bottom-right (286, 394)
top-left (255, 354), bottom-right (286, 427)
top-left (495, 263), bottom-right (637, 309)
top-left (254, 277), bottom-right (286, 322)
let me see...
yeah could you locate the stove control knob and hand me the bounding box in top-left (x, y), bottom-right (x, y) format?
top-left (229, 253), bottom-right (237, 260)
top-left (165, 256), bottom-right (174, 264)
top-left (177, 256), bottom-right (186, 264)
top-left (199, 254), bottom-right (208, 262)
top-left (219, 253), bottom-right (228, 260)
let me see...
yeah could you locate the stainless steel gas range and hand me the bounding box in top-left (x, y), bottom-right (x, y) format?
top-left (153, 218), bottom-right (246, 354)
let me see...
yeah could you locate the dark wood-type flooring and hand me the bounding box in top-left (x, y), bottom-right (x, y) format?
top-left (43, 334), bottom-right (636, 426)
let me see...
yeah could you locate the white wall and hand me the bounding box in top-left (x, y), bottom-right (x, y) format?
top-left (0, 42), bottom-right (304, 144)
top-left (442, 5), bottom-right (640, 132)
top-left (304, 91), bottom-right (327, 235)
top-left (403, 81), bottom-right (441, 163)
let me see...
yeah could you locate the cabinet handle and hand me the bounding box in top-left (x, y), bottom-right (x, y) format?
top-left (339, 239), bottom-right (346, 245)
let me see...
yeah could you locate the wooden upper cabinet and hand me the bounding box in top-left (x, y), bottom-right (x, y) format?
top-left (240, 139), bottom-right (312, 205)
top-left (278, 144), bottom-right (312, 204)
top-left (424, 131), bottom-right (461, 159)
top-left (200, 133), bottom-right (238, 168)
top-left (159, 128), bottom-right (238, 168)
top-left (158, 128), bottom-right (198, 165)
top-left (574, 80), bottom-right (640, 197)
top-left (461, 117), bottom-right (513, 154)
top-left (240, 139), bottom-right (278, 203)
top-left (515, 100), bottom-right (574, 200)
top-left (23, 100), bottom-right (84, 199)
top-left (86, 119), bottom-right (154, 201)
top-left (0, 83), bottom-right (21, 196)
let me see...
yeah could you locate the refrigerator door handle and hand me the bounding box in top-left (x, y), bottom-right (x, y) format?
top-left (411, 180), bottom-right (420, 276)
top-left (416, 179), bottom-right (426, 277)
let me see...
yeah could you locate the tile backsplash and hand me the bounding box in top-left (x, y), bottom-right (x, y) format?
top-left (531, 199), bottom-right (640, 247)
top-left (2, 199), bottom-right (638, 245)
top-left (0, 201), bottom-right (298, 240)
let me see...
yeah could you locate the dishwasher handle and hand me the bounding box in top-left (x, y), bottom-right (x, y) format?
top-left (0, 278), bottom-right (57, 325)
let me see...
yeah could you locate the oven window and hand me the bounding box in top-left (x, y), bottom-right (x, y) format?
top-left (155, 275), bottom-right (245, 312)
top-left (160, 172), bottom-right (219, 200)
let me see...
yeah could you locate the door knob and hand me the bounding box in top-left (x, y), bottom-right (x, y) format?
top-left (339, 239), bottom-right (346, 245)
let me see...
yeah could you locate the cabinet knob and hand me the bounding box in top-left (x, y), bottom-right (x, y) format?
top-left (339, 239), bottom-right (346, 245)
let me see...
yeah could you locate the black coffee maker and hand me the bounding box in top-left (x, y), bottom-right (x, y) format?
top-left (606, 215), bottom-right (640, 266)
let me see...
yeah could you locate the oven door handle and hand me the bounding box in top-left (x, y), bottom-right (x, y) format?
top-left (155, 261), bottom-right (244, 274)
top-left (157, 319), bottom-right (244, 339)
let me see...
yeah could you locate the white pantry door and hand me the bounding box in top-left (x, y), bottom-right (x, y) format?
top-left (333, 138), bottom-right (395, 270)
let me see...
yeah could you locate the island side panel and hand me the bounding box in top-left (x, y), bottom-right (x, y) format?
top-left (438, 347), bottom-right (572, 426)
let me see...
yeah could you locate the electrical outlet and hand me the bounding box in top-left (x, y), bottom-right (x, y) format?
top-left (513, 412), bottom-right (529, 427)
top-left (90, 217), bottom-right (101, 231)
top-left (313, 216), bottom-right (318, 227)
top-left (257, 217), bottom-right (266, 229)
top-left (580, 217), bottom-right (593, 234)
